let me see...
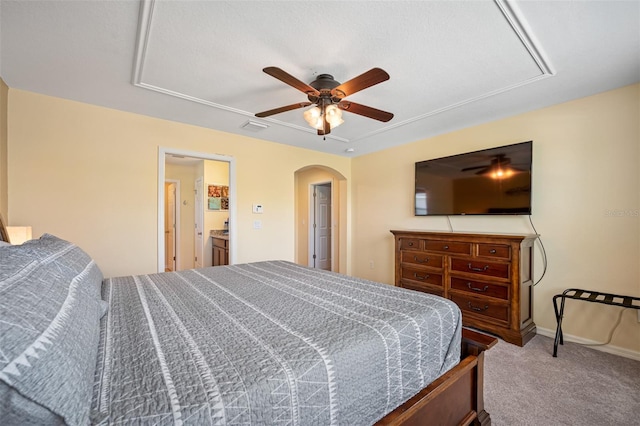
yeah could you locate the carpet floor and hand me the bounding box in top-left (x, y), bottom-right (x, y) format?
top-left (484, 334), bottom-right (640, 425)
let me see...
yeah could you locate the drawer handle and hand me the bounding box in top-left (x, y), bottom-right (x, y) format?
top-left (443, 245), bottom-right (449, 250)
top-left (468, 263), bottom-right (489, 272)
top-left (408, 242), bottom-right (414, 246)
top-left (413, 255), bottom-right (429, 264)
top-left (467, 283), bottom-right (489, 292)
top-left (413, 272), bottom-right (430, 280)
top-left (467, 302), bottom-right (489, 312)
top-left (489, 249), bottom-right (497, 254)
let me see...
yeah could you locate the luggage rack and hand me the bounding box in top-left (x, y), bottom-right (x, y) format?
top-left (552, 288), bottom-right (640, 357)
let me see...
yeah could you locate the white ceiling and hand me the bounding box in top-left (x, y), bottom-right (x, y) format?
top-left (1, 0), bottom-right (638, 157)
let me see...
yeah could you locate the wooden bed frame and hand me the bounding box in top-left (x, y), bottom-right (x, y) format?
top-left (377, 328), bottom-right (496, 425)
top-left (0, 215), bottom-right (497, 425)
top-left (0, 214), bottom-right (10, 244)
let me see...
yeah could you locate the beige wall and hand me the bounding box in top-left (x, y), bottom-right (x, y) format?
top-left (352, 83), bottom-right (640, 355)
top-left (7, 89), bottom-right (351, 278)
top-left (0, 78), bottom-right (8, 220)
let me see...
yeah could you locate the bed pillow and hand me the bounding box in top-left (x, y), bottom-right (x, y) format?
top-left (0, 234), bottom-right (104, 426)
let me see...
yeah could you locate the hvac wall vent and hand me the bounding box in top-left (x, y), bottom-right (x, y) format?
top-left (241, 120), bottom-right (269, 132)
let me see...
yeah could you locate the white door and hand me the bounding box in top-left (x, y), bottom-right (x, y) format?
top-left (164, 182), bottom-right (176, 271)
top-left (194, 177), bottom-right (204, 268)
top-left (312, 183), bottom-right (332, 270)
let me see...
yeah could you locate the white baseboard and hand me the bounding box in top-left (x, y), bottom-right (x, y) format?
top-left (536, 326), bottom-right (640, 361)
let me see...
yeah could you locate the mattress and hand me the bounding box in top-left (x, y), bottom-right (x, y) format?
top-left (90, 261), bottom-right (461, 425)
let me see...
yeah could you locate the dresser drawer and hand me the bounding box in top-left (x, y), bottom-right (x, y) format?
top-left (451, 294), bottom-right (510, 323)
top-left (450, 277), bottom-right (509, 300)
top-left (401, 251), bottom-right (443, 269)
top-left (477, 243), bottom-right (511, 260)
top-left (450, 258), bottom-right (510, 279)
top-left (400, 266), bottom-right (443, 287)
top-left (401, 281), bottom-right (444, 297)
top-left (424, 240), bottom-right (471, 255)
top-left (400, 238), bottom-right (422, 251)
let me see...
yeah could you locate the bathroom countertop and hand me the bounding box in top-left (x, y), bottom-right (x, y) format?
top-left (210, 230), bottom-right (229, 240)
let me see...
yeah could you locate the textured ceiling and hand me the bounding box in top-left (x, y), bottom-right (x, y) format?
top-left (1, 0), bottom-right (638, 157)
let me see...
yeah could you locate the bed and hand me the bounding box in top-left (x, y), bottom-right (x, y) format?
top-left (0, 216), bottom-right (495, 426)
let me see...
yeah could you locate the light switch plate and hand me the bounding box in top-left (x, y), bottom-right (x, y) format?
top-left (253, 220), bottom-right (262, 229)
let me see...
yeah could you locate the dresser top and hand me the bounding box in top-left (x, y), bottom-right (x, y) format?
top-left (390, 229), bottom-right (538, 241)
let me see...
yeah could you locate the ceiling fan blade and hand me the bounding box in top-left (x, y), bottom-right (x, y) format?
top-left (263, 67), bottom-right (319, 96)
top-left (255, 102), bottom-right (312, 118)
top-left (461, 165), bottom-right (488, 172)
top-left (331, 68), bottom-right (390, 99)
top-left (337, 101), bottom-right (393, 122)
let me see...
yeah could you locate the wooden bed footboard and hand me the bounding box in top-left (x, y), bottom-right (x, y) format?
top-left (376, 328), bottom-right (497, 426)
top-left (0, 213), bottom-right (9, 243)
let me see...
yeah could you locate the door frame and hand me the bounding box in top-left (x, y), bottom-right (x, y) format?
top-left (164, 179), bottom-right (180, 271)
top-left (157, 147), bottom-right (236, 273)
top-left (194, 176), bottom-right (204, 268)
top-left (308, 180), bottom-right (333, 270)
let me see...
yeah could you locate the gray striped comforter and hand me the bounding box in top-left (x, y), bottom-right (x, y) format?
top-left (91, 261), bottom-right (461, 425)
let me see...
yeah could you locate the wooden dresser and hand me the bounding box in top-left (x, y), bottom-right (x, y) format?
top-left (391, 230), bottom-right (537, 346)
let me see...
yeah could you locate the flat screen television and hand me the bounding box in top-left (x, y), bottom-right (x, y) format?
top-left (415, 141), bottom-right (532, 216)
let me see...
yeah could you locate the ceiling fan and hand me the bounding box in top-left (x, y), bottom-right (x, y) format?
top-left (255, 67), bottom-right (394, 136)
top-left (462, 154), bottom-right (524, 178)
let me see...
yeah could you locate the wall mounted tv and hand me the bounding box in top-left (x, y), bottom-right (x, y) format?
top-left (415, 141), bottom-right (532, 216)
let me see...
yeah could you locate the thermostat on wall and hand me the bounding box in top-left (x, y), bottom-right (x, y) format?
top-left (252, 204), bottom-right (264, 214)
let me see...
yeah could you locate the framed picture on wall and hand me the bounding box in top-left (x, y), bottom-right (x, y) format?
top-left (207, 184), bottom-right (229, 211)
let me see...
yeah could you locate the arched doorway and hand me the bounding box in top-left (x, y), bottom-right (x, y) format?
top-left (294, 165), bottom-right (347, 274)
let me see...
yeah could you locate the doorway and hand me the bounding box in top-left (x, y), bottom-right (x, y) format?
top-left (158, 148), bottom-right (236, 273)
top-left (164, 180), bottom-right (180, 271)
top-left (194, 177), bottom-right (204, 268)
top-left (309, 182), bottom-right (332, 270)
top-left (294, 165), bottom-right (347, 274)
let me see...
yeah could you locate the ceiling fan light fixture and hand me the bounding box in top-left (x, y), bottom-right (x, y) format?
top-left (325, 104), bottom-right (344, 128)
top-left (303, 106), bottom-right (322, 129)
top-left (303, 104), bottom-right (344, 131)
top-left (490, 167), bottom-right (514, 179)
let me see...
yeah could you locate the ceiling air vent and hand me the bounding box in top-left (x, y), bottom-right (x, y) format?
top-left (241, 120), bottom-right (269, 132)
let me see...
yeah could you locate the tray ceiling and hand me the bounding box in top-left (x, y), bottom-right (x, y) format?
top-left (1, 0), bottom-right (638, 156)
